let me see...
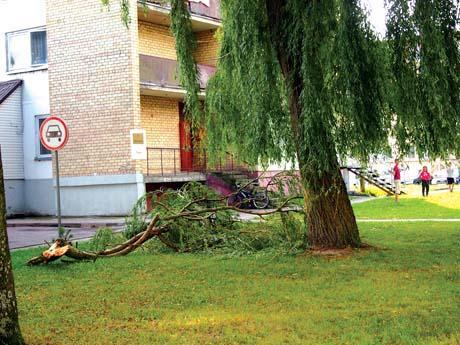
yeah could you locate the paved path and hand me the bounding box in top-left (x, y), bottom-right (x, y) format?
top-left (7, 217), bottom-right (124, 228)
top-left (7, 217), bottom-right (125, 250)
top-left (350, 196), bottom-right (375, 204)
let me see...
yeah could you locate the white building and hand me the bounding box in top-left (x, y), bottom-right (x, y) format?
top-left (0, 0), bottom-right (55, 216)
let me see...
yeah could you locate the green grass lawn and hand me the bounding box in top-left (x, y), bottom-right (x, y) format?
top-left (11, 221), bottom-right (460, 345)
top-left (353, 191), bottom-right (460, 219)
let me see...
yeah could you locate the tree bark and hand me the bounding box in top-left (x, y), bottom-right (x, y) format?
top-left (266, 0), bottom-right (361, 249)
top-left (302, 171), bottom-right (360, 248)
top-left (0, 149), bottom-right (25, 345)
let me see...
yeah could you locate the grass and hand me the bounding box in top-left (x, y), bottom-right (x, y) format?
top-left (11, 221), bottom-right (460, 345)
top-left (353, 183), bottom-right (451, 198)
top-left (353, 190), bottom-right (460, 219)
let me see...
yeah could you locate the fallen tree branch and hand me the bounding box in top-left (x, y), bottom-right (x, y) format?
top-left (27, 175), bottom-right (304, 265)
top-left (27, 215), bottom-right (162, 265)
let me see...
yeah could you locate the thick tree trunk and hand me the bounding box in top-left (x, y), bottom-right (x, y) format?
top-left (0, 150), bottom-right (25, 345)
top-left (301, 170), bottom-right (360, 249)
top-left (267, 0), bottom-right (361, 249)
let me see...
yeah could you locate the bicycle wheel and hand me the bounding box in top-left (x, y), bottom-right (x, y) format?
top-left (253, 192), bottom-right (269, 209)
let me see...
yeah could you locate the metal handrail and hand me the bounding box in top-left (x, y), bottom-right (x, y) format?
top-left (144, 0), bottom-right (221, 21)
top-left (146, 147), bottom-right (248, 176)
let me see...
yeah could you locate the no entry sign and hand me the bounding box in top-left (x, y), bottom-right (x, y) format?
top-left (39, 116), bottom-right (69, 151)
top-left (38, 116), bottom-right (69, 228)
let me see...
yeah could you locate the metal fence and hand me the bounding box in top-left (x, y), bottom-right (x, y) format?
top-left (145, 0), bottom-right (221, 21)
top-left (146, 148), bottom-right (249, 176)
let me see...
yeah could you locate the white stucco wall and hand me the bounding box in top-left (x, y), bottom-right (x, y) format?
top-left (0, 0), bottom-right (52, 181)
top-left (0, 87), bottom-right (24, 179)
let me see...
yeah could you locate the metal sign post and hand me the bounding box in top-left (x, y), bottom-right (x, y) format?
top-left (39, 116), bottom-right (69, 229)
top-left (55, 151), bottom-right (61, 228)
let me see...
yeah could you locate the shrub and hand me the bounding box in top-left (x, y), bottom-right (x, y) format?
top-left (123, 195), bottom-right (148, 239)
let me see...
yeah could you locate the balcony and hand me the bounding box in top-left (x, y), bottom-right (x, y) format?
top-left (138, 0), bottom-right (221, 32)
top-left (140, 54), bottom-right (216, 99)
top-left (145, 147), bottom-right (250, 181)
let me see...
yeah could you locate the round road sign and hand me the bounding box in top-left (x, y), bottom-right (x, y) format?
top-left (39, 116), bottom-right (69, 151)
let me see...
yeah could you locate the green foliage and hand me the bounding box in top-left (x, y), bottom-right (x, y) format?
top-left (205, 0), bottom-right (291, 166)
top-left (170, 0), bottom-right (202, 131)
top-left (328, 0), bottom-right (390, 160)
top-left (55, 227), bottom-right (73, 243)
top-left (123, 195), bottom-right (148, 239)
top-left (88, 227), bottom-right (122, 252)
top-left (146, 214), bottom-right (307, 256)
top-left (276, 212), bottom-right (308, 253)
top-left (144, 182), bottom-right (238, 252)
top-left (386, 0), bottom-right (460, 158)
top-left (204, 0), bottom-right (391, 176)
top-left (123, 181), bottom-right (305, 255)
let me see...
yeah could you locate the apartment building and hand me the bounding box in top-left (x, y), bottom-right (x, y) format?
top-left (0, 0), bottom-right (55, 216)
top-left (0, 0), bottom-right (222, 216)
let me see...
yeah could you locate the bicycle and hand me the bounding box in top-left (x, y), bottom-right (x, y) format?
top-left (226, 184), bottom-right (269, 209)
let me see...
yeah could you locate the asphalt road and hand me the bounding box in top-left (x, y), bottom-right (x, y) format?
top-left (7, 226), bottom-right (123, 250)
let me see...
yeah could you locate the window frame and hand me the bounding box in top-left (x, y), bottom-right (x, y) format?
top-left (5, 26), bottom-right (48, 74)
top-left (35, 114), bottom-right (52, 160)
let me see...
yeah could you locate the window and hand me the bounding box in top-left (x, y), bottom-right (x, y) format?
top-left (6, 28), bottom-right (47, 72)
top-left (35, 115), bottom-right (51, 159)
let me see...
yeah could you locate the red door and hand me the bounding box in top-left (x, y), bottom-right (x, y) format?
top-left (179, 103), bottom-right (193, 172)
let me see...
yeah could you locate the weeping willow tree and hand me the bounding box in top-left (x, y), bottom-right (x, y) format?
top-left (386, 0), bottom-right (460, 156)
top-left (113, 0), bottom-right (459, 249)
top-left (203, 0), bottom-right (390, 248)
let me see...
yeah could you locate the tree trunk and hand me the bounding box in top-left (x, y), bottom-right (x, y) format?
top-left (0, 149), bottom-right (25, 344)
top-left (301, 170), bottom-right (360, 248)
top-left (360, 177), bottom-right (366, 193)
top-left (266, 0), bottom-right (361, 249)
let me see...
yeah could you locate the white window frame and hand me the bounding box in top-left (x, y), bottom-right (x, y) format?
top-left (5, 26), bottom-right (48, 74)
top-left (35, 114), bottom-right (52, 160)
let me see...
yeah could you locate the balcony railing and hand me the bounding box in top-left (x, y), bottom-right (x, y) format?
top-left (140, 54), bottom-right (216, 90)
top-left (146, 148), bottom-right (249, 176)
top-left (146, 0), bottom-right (221, 21)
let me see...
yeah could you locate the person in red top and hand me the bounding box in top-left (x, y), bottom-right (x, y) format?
top-left (393, 159), bottom-right (401, 202)
top-left (420, 166), bottom-right (431, 197)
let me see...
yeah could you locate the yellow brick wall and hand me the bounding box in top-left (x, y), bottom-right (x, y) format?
top-left (138, 21), bottom-right (219, 67)
top-left (194, 29), bottom-right (219, 67)
top-left (139, 95), bottom-right (180, 174)
top-left (138, 21), bottom-right (177, 59)
top-left (47, 0), bottom-right (140, 177)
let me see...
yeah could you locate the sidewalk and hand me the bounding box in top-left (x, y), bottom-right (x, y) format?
top-left (7, 216), bottom-right (125, 228)
top-left (7, 217), bottom-right (125, 250)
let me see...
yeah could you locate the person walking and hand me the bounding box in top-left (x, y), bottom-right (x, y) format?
top-left (446, 162), bottom-right (455, 193)
top-left (393, 159), bottom-right (401, 202)
top-left (420, 166), bottom-right (431, 197)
